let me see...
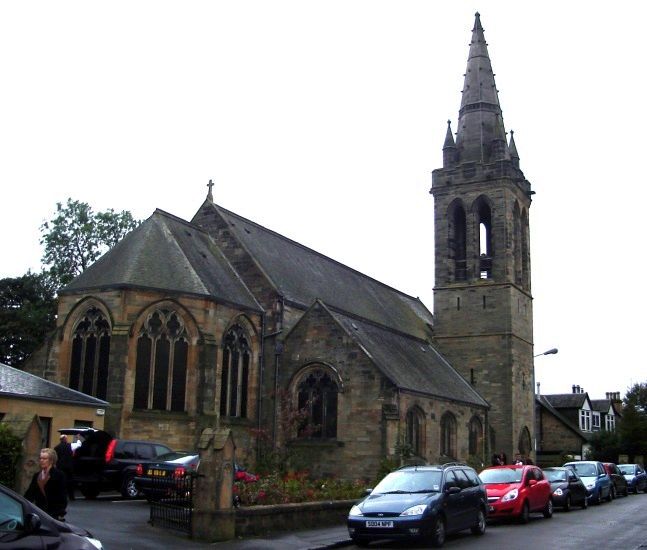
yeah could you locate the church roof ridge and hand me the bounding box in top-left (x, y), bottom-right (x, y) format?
top-left (211, 202), bottom-right (428, 305)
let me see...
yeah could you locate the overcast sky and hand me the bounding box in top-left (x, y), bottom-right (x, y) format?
top-left (1, 1), bottom-right (643, 400)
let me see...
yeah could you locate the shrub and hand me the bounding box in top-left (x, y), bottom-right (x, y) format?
top-left (0, 424), bottom-right (22, 489)
top-left (234, 471), bottom-right (366, 506)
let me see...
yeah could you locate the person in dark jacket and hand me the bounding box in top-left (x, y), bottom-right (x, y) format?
top-left (54, 434), bottom-right (75, 500)
top-left (25, 448), bottom-right (68, 520)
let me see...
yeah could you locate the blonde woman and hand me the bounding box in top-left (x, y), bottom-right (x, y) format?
top-left (24, 448), bottom-right (68, 520)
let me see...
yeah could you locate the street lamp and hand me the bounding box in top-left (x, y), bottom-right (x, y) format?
top-left (534, 348), bottom-right (558, 358)
top-left (533, 347), bottom-right (558, 459)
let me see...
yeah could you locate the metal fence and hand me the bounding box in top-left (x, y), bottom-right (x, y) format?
top-left (148, 472), bottom-right (197, 534)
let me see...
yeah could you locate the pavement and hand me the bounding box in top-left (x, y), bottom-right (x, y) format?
top-left (209, 525), bottom-right (353, 549)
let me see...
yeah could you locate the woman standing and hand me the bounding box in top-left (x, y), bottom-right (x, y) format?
top-left (25, 448), bottom-right (68, 520)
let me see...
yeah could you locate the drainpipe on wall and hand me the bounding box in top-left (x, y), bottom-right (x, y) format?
top-left (256, 313), bottom-right (265, 464)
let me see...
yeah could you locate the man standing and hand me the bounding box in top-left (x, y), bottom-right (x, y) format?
top-left (54, 434), bottom-right (75, 500)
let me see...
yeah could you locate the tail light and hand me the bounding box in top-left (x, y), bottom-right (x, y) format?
top-left (105, 439), bottom-right (117, 463)
top-left (173, 466), bottom-right (186, 479)
top-left (135, 464), bottom-right (143, 476)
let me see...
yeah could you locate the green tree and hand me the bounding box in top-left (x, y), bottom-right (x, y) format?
top-left (0, 271), bottom-right (56, 367)
top-left (40, 198), bottom-right (139, 288)
top-left (618, 401), bottom-right (647, 461)
top-left (624, 382), bottom-right (647, 413)
top-left (587, 429), bottom-right (620, 462)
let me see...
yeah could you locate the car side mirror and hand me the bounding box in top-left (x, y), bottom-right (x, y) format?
top-left (25, 513), bottom-right (41, 533)
top-left (446, 486), bottom-right (461, 494)
top-left (364, 488), bottom-right (373, 496)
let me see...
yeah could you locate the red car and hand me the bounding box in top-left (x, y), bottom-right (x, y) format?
top-left (479, 465), bottom-right (553, 523)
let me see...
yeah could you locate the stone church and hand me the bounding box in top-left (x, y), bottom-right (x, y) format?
top-left (26, 13), bottom-right (535, 479)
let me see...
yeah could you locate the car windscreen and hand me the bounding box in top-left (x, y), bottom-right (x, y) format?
top-left (372, 470), bottom-right (443, 494)
top-left (567, 463), bottom-right (597, 477)
top-left (543, 469), bottom-right (567, 482)
top-left (618, 465), bottom-right (634, 475)
top-left (479, 468), bottom-right (523, 484)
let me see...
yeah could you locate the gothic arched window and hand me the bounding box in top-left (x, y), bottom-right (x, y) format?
top-left (406, 407), bottom-right (424, 457)
top-left (297, 368), bottom-right (338, 439)
top-left (440, 412), bottom-right (457, 459)
top-left (134, 309), bottom-right (188, 412)
top-left (219, 325), bottom-right (250, 418)
top-left (70, 307), bottom-right (111, 400)
top-left (468, 416), bottom-right (483, 457)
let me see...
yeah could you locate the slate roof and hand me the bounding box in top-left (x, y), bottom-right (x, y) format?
top-left (326, 306), bottom-right (487, 407)
top-left (536, 394), bottom-right (587, 440)
top-left (62, 210), bottom-right (262, 313)
top-left (590, 399), bottom-right (612, 413)
top-left (203, 203), bottom-right (433, 341)
top-left (0, 362), bottom-right (108, 407)
top-left (542, 393), bottom-right (589, 410)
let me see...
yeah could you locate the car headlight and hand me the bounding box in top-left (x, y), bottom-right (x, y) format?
top-left (400, 504), bottom-right (428, 516)
top-left (84, 537), bottom-right (103, 550)
top-left (501, 488), bottom-right (519, 502)
top-left (349, 505), bottom-right (364, 517)
top-left (553, 488), bottom-right (563, 496)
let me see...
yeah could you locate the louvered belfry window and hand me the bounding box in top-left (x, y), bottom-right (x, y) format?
top-left (134, 310), bottom-right (188, 411)
top-left (69, 307), bottom-right (111, 400)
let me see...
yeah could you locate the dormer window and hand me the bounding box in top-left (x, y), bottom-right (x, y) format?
top-left (592, 412), bottom-right (601, 431)
top-left (606, 414), bottom-right (616, 432)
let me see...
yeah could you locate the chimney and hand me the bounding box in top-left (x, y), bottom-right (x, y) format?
top-left (536, 382), bottom-right (541, 395)
top-left (572, 385), bottom-right (577, 393)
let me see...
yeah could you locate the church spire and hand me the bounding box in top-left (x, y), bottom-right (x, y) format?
top-left (455, 12), bottom-right (507, 164)
top-left (442, 120), bottom-right (457, 168)
top-left (509, 130), bottom-right (520, 168)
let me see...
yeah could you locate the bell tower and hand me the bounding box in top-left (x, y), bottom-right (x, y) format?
top-left (430, 13), bottom-right (535, 460)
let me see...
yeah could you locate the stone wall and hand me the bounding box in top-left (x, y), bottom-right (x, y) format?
top-left (234, 500), bottom-right (355, 537)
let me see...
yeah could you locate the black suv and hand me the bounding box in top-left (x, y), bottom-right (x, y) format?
top-left (59, 428), bottom-right (172, 499)
top-left (347, 463), bottom-right (487, 547)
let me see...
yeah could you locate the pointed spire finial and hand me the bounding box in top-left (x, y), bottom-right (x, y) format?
top-left (207, 179), bottom-right (214, 202)
top-left (443, 120), bottom-right (456, 149)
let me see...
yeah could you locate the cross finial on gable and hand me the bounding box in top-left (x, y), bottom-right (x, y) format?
top-left (207, 179), bottom-right (214, 202)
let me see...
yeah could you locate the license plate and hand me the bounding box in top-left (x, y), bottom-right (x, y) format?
top-left (366, 520), bottom-right (393, 528)
top-left (150, 469), bottom-right (167, 477)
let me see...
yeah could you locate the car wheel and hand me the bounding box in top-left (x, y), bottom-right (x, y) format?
top-left (80, 483), bottom-right (100, 499)
top-left (429, 516), bottom-right (446, 548)
top-left (519, 501), bottom-right (530, 524)
top-left (471, 508), bottom-right (486, 536)
top-left (581, 495), bottom-right (588, 509)
top-left (607, 486), bottom-right (615, 502)
top-left (543, 498), bottom-right (553, 518)
top-left (563, 495), bottom-right (571, 512)
top-left (121, 475), bottom-right (141, 499)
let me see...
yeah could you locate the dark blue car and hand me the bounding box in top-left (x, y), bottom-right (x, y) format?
top-left (618, 464), bottom-right (647, 494)
top-left (347, 464), bottom-right (487, 547)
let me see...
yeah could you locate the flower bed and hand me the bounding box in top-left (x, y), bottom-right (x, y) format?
top-left (234, 470), bottom-right (366, 506)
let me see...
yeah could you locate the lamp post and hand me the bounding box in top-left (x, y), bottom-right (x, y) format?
top-left (534, 348), bottom-right (558, 358)
top-left (533, 347), bottom-right (558, 462)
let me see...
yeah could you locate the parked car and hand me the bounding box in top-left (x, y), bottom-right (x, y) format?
top-left (59, 428), bottom-right (172, 499)
top-left (603, 463), bottom-right (629, 498)
top-left (478, 464), bottom-right (553, 523)
top-left (347, 463), bottom-right (488, 547)
top-left (542, 467), bottom-right (588, 511)
top-left (134, 453), bottom-right (200, 502)
top-left (563, 461), bottom-right (612, 504)
top-left (135, 454), bottom-right (259, 502)
top-left (618, 463), bottom-right (647, 493)
top-left (0, 482), bottom-right (103, 549)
